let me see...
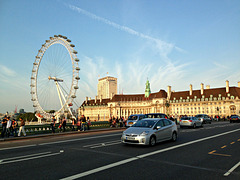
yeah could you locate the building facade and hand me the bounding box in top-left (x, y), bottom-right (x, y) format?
top-left (97, 76), bottom-right (117, 99)
top-left (79, 80), bottom-right (240, 121)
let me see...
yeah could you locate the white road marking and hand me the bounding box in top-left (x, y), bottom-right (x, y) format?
top-left (60, 128), bottom-right (240, 180)
top-left (83, 140), bottom-right (121, 148)
top-left (0, 133), bottom-right (122, 151)
top-left (0, 151), bottom-right (51, 161)
top-left (39, 133), bottom-right (122, 146)
top-left (0, 150), bottom-right (64, 165)
top-left (90, 141), bottom-right (121, 149)
top-left (0, 144), bottom-right (37, 151)
top-left (224, 161), bottom-right (240, 176)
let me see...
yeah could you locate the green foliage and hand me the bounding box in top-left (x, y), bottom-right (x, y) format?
top-left (49, 110), bottom-right (55, 113)
top-left (17, 112), bottom-right (37, 122)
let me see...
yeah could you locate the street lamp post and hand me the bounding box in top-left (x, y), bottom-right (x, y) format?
top-left (216, 107), bottom-right (219, 121)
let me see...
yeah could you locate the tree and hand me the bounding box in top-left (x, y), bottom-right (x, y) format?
top-left (165, 100), bottom-right (170, 117)
top-left (17, 112), bottom-right (37, 122)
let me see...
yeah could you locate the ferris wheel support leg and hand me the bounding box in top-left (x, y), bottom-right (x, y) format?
top-left (56, 81), bottom-right (75, 119)
top-left (55, 82), bottom-right (64, 109)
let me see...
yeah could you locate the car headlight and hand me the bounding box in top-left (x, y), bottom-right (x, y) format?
top-left (140, 131), bottom-right (149, 136)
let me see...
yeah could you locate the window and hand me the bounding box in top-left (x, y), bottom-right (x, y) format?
top-left (163, 119), bottom-right (172, 126)
top-left (156, 120), bottom-right (164, 127)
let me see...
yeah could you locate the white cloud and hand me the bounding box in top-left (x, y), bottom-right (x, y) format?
top-left (0, 64), bottom-right (16, 77)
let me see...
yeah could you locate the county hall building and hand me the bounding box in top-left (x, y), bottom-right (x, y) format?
top-left (78, 76), bottom-right (240, 121)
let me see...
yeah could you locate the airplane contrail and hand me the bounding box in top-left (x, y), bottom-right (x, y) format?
top-left (67, 4), bottom-right (184, 56)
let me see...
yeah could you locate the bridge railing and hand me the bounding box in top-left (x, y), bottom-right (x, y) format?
top-left (0, 121), bottom-right (115, 136)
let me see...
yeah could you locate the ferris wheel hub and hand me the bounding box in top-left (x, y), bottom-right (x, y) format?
top-left (48, 76), bottom-right (64, 82)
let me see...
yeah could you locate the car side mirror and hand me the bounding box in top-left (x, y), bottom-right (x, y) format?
top-left (155, 126), bottom-right (161, 130)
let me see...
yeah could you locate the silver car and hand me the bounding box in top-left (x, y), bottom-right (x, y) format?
top-left (121, 118), bottom-right (178, 146)
top-left (179, 116), bottom-right (203, 128)
top-left (195, 114), bottom-right (212, 124)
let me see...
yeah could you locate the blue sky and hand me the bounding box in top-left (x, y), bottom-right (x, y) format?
top-left (0, 0), bottom-right (240, 113)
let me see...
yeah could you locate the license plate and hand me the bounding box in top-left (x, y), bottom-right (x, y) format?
top-left (183, 121), bottom-right (188, 123)
top-left (126, 137), bottom-right (135, 140)
top-left (128, 122), bottom-right (133, 124)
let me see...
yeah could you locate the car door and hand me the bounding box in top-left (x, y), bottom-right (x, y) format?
top-left (163, 119), bottom-right (173, 140)
top-left (154, 120), bottom-right (166, 142)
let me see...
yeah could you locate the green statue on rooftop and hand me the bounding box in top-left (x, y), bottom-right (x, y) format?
top-left (145, 78), bottom-right (151, 98)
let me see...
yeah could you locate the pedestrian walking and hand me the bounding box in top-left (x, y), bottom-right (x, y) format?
top-left (6, 117), bottom-right (12, 137)
top-left (58, 119), bottom-right (63, 132)
top-left (109, 117), bottom-right (113, 127)
top-left (62, 118), bottom-right (66, 132)
top-left (77, 116), bottom-right (81, 131)
top-left (71, 118), bottom-right (75, 131)
top-left (18, 117), bottom-right (26, 137)
top-left (1, 116), bottom-right (7, 138)
top-left (12, 119), bottom-right (18, 137)
top-left (51, 116), bottom-right (56, 133)
top-left (87, 117), bottom-right (91, 130)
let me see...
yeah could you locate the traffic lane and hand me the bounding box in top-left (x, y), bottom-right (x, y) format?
top-left (0, 142), bottom-right (133, 180)
top-left (76, 123), bottom-right (240, 158)
top-left (1, 122), bottom-right (237, 161)
top-left (0, 125), bottom-right (239, 179)
top-left (82, 156), bottom-right (239, 180)
top-left (0, 129), bottom-right (124, 149)
top-left (62, 129), bottom-right (240, 180)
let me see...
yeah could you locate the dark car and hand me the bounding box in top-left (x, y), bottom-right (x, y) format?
top-left (144, 113), bottom-right (168, 119)
top-left (230, 115), bottom-right (240, 123)
top-left (195, 114), bottom-right (212, 124)
top-left (126, 114), bottom-right (145, 127)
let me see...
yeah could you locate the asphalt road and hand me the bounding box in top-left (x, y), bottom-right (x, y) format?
top-left (0, 121), bottom-right (239, 180)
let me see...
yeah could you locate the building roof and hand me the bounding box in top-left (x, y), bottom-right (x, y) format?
top-left (170, 87), bottom-right (240, 100)
top-left (80, 86), bottom-right (240, 107)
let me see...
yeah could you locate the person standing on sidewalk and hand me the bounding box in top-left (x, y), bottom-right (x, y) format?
top-left (87, 117), bottom-right (91, 130)
top-left (1, 116), bottom-right (7, 138)
top-left (81, 115), bottom-right (86, 131)
top-left (12, 119), bottom-right (18, 137)
top-left (62, 118), bottom-right (66, 132)
top-left (18, 117), bottom-right (26, 137)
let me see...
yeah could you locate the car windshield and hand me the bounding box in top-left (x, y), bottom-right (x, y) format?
top-left (145, 114), bottom-right (165, 118)
top-left (128, 116), bottom-right (138, 120)
top-left (132, 120), bottom-right (157, 128)
top-left (181, 117), bottom-right (190, 120)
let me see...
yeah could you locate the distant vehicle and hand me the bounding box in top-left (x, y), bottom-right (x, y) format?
top-left (195, 114), bottom-right (212, 124)
top-left (121, 118), bottom-right (178, 146)
top-left (126, 114), bottom-right (145, 127)
top-left (144, 113), bottom-right (168, 119)
top-left (229, 115), bottom-right (240, 123)
top-left (179, 116), bottom-right (203, 128)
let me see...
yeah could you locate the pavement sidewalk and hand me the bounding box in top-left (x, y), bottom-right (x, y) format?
top-left (0, 127), bottom-right (125, 142)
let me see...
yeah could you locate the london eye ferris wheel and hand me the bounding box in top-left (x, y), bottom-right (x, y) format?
top-left (30, 35), bottom-right (80, 120)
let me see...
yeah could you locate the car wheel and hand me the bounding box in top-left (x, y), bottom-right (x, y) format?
top-left (171, 132), bottom-right (177, 142)
top-left (209, 121), bottom-right (211, 124)
top-left (193, 124), bottom-right (196, 129)
top-left (149, 136), bottom-right (156, 146)
top-left (201, 123), bottom-right (203, 127)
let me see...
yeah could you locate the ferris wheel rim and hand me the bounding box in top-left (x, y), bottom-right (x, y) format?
top-left (30, 35), bottom-right (80, 119)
